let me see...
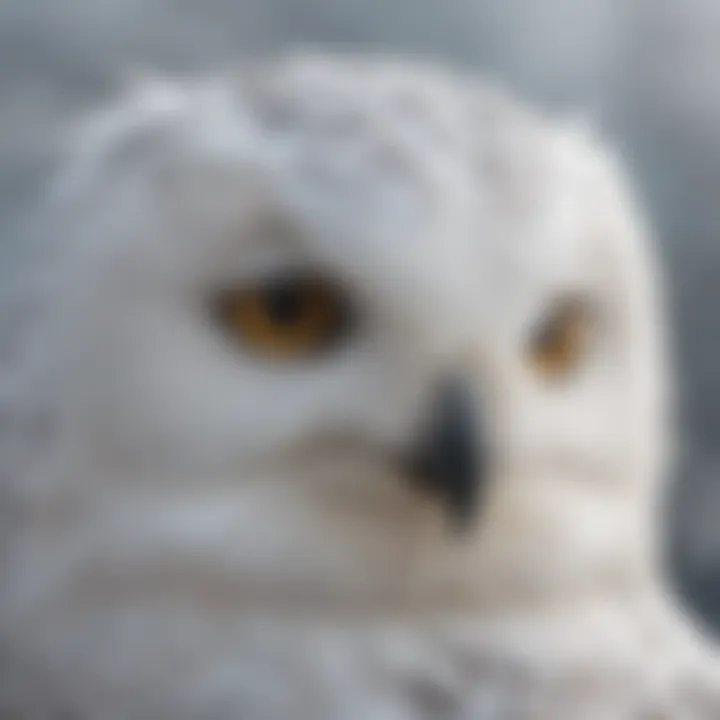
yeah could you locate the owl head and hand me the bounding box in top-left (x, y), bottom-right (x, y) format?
top-left (0, 56), bottom-right (669, 636)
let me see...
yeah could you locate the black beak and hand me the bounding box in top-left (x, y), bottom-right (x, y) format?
top-left (407, 378), bottom-right (487, 531)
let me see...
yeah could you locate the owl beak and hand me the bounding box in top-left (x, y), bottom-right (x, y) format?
top-left (407, 378), bottom-right (486, 532)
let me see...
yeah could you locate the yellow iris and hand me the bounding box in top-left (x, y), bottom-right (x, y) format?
top-left (527, 298), bottom-right (592, 381)
top-left (216, 277), bottom-right (350, 361)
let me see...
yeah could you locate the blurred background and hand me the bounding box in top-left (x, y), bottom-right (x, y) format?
top-left (0, 0), bottom-right (718, 629)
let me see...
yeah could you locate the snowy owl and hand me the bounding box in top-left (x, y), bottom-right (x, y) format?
top-left (0, 54), bottom-right (719, 719)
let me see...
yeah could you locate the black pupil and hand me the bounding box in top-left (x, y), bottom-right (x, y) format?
top-left (541, 322), bottom-right (561, 347)
top-left (535, 314), bottom-right (566, 350)
top-left (263, 283), bottom-right (306, 325)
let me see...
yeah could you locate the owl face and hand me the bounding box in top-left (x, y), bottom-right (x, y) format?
top-left (4, 58), bottom-right (667, 623)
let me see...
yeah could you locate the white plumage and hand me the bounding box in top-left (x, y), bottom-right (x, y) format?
top-left (0, 53), bottom-right (718, 719)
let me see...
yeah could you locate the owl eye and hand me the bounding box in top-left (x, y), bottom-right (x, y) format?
top-left (214, 276), bottom-right (352, 361)
top-left (526, 297), bottom-right (592, 381)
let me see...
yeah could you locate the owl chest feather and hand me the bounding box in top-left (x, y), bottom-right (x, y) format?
top-left (4, 609), bottom-right (718, 720)
top-left (201, 617), bottom-right (717, 720)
